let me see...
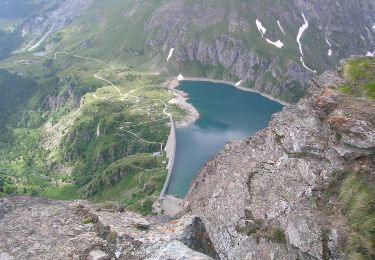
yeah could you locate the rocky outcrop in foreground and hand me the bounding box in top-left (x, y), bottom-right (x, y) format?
top-left (186, 62), bottom-right (375, 259)
top-left (0, 196), bottom-right (218, 259)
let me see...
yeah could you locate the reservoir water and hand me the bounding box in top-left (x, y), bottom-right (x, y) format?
top-left (166, 80), bottom-right (283, 198)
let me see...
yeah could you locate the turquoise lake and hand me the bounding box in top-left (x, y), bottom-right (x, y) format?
top-left (166, 80), bottom-right (283, 198)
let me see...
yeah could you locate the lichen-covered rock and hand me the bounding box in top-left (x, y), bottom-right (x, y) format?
top-left (186, 66), bottom-right (375, 259)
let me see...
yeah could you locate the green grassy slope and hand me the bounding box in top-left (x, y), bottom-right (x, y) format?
top-left (55, 0), bottom-right (165, 70)
top-left (339, 57), bottom-right (375, 99)
top-left (340, 173), bottom-right (375, 259)
top-left (0, 47), bottom-right (184, 215)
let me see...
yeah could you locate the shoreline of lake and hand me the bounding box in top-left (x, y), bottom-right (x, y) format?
top-left (168, 77), bottom-right (289, 129)
top-left (168, 79), bottom-right (200, 128)
top-left (180, 77), bottom-right (291, 107)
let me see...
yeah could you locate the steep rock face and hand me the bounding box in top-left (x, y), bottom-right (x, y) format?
top-left (46, 84), bottom-right (82, 111)
top-left (0, 196), bottom-right (217, 259)
top-left (186, 64), bottom-right (375, 259)
top-left (21, 0), bottom-right (92, 50)
top-left (146, 0), bottom-right (375, 102)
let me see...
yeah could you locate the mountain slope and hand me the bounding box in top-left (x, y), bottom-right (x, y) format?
top-left (9, 0), bottom-right (375, 102)
top-left (145, 0), bottom-right (375, 102)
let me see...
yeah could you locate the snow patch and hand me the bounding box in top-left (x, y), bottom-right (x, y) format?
top-left (177, 74), bottom-right (184, 81)
top-left (255, 19), bottom-right (266, 36)
top-left (266, 39), bottom-right (284, 48)
top-left (167, 48), bottom-right (174, 62)
top-left (96, 123), bottom-right (100, 137)
top-left (296, 12), bottom-right (309, 56)
top-left (255, 19), bottom-right (284, 48)
top-left (365, 27), bottom-right (374, 45)
top-left (300, 57), bottom-right (316, 74)
top-left (325, 38), bottom-right (332, 56)
top-left (366, 51), bottom-right (375, 57)
top-left (277, 20), bottom-right (286, 35)
top-left (296, 12), bottom-right (316, 73)
top-left (235, 80), bottom-right (242, 86)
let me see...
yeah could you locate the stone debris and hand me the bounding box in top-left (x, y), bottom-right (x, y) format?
top-left (0, 197), bottom-right (218, 259)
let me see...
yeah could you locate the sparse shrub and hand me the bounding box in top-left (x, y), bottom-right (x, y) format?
top-left (106, 231), bottom-right (118, 242)
top-left (275, 134), bottom-right (284, 144)
top-left (235, 218), bottom-right (263, 236)
top-left (3, 184), bottom-right (16, 194)
top-left (83, 216), bottom-right (93, 224)
top-left (269, 227), bottom-right (286, 244)
top-left (322, 229), bottom-right (331, 260)
top-left (101, 201), bottom-right (114, 210)
top-left (338, 84), bottom-right (351, 95)
top-left (364, 80), bottom-right (375, 99)
top-left (335, 132), bottom-right (342, 142)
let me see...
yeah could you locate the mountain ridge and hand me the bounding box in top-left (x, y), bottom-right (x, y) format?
top-left (2, 0), bottom-right (374, 102)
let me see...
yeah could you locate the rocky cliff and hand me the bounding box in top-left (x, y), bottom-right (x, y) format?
top-left (21, 0), bottom-right (92, 51)
top-left (186, 57), bottom-right (375, 259)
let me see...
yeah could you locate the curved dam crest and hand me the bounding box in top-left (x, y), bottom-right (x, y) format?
top-left (166, 80), bottom-right (283, 198)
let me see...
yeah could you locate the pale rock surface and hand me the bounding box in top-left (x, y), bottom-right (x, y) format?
top-left (0, 197), bottom-right (218, 259)
top-left (88, 250), bottom-right (110, 260)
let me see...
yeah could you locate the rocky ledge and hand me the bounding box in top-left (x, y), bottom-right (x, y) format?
top-left (0, 196), bottom-right (218, 259)
top-left (186, 59), bottom-right (375, 259)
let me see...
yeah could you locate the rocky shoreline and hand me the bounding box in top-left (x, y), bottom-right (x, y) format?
top-left (168, 78), bottom-right (200, 128)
